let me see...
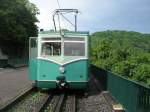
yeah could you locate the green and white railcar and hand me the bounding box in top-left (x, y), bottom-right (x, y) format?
top-left (29, 30), bottom-right (89, 89)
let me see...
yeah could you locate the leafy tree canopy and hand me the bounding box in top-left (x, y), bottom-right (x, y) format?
top-left (90, 30), bottom-right (150, 86)
top-left (0, 0), bottom-right (39, 57)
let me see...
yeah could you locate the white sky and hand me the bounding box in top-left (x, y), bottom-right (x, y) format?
top-left (29, 0), bottom-right (117, 31)
top-left (29, 0), bottom-right (150, 33)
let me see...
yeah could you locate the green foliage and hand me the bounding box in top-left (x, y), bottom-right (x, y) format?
top-left (132, 64), bottom-right (150, 85)
top-left (90, 30), bottom-right (150, 86)
top-left (0, 0), bottom-right (38, 57)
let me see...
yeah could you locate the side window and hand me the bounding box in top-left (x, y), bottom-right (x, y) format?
top-left (29, 38), bottom-right (37, 59)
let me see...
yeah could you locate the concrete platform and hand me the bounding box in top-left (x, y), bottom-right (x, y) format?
top-left (0, 67), bottom-right (33, 106)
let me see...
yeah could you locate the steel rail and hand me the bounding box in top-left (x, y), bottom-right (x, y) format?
top-left (54, 94), bottom-right (65, 112)
top-left (35, 93), bottom-right (52, 112)
top-left (60, 93), bottom-right (76, 112)
top-left (71, 94), bottom-right (76, 112)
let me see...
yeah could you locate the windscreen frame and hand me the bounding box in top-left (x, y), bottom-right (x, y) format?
top-left (63, 37), bottom-right (86, 56)
top-left (40, 37), bottom-right (62, 57)
top-left (40, 36), bottom-right (87, 57)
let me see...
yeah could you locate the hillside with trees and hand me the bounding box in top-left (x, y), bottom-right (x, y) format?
top-left (90, 30), bottom-right (150, 86)
top-left (0, 0), bottom-right (39, 58)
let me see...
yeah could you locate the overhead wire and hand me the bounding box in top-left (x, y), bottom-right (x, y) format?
top-left (57, 14), bottom-right (61, 32)
top-left (56, 0), bottom-right (61, 32)
top-left (54, 0), bottom-right (78, 32)
top-left (60, 13), bottom-right (75, 27)
top-left (56, 0), bottom-right (61, 9)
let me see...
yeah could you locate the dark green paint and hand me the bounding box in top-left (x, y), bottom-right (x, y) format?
top-left (36, 81), bottom-right (56, 89)
top-left (36, 81), bottom-right (87, 89)
top-left (91, 65), bottom-right (150, 112)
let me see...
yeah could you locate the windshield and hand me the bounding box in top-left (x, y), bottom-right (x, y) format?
top-left (41, 37), bottom-right (85, 57)
top-left (41, 42), bottom-right (61, 56)
top-left (64, 42), bottom-right (85, 56)
top-left (64, 37), bottom-right (85, 56)
top-left (41, 38), bottom-right (61, 56)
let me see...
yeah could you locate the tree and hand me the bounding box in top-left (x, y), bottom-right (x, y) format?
top-left (0, 0), bottom-right (39, 57)
top-left (90, 30), bottom-right (150, 86)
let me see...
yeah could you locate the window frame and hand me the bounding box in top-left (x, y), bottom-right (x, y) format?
top-left (64, 38), bottom-right (86, 56)
top-left (41, 38), bottom-right (61, 57)
top-left (40, 37), bottom-right (87, 57)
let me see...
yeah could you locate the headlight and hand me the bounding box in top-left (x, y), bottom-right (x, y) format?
top-left (59, 66), bottom-right (65, 74)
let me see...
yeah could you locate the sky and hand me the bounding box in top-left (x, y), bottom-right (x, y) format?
top-left (29, 0), bottom-right (150, 33)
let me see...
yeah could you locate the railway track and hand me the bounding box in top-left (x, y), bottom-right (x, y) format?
top-left (61, 93), bottom-right (76, 112)
top-left (0, 84), bottom-right (77, 112)
top-left (43, 92), bottom-right (76, 112)
top-left (0, 74), bottom-right (120, 112)
top-left (0, 84), bottom-right (51, 112)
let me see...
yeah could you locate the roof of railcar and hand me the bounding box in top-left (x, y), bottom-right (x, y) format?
top-left (38, 30), bottom-right (89, 37)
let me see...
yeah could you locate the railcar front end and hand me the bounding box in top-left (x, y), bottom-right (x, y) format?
top-left (29, 31), bottom-right (89, 89)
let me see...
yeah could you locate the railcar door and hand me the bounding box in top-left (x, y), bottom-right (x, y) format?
top-left (29, 37), bottom-right (38, 80)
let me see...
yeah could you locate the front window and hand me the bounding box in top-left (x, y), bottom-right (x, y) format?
top-left (41, 38), bottom-right (61, 56)
top-left (40, 37), bottom-right (85, 57)
top-left (64, 37), bottom-right (85, 56)
top-left (41, 42), bottom-right (61, 56)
